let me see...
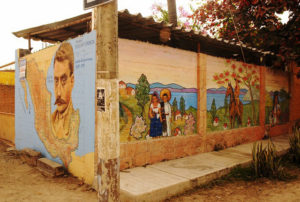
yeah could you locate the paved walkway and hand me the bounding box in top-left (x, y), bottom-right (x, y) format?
top-left (120, 135), bottom-right (291, 202)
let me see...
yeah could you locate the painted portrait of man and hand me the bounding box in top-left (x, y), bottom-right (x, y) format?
top-left (50, 42), bottom-right (80, 166)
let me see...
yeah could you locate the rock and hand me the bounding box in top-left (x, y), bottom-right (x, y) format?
top-left (37, 158), bottom-right (64, 177)
top-left (20, 148), bottom-right (42, 166)
top-left (6, 147), bottom-right (16, 152)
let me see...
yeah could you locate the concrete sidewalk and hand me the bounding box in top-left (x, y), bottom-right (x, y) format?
top-left (120, 135), bottom-right (291, 202)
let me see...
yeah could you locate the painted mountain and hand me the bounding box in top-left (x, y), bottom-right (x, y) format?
top-left (207, 87), bottom-right (247, 95)
top-left (127, 82), bottom-right (197, 93)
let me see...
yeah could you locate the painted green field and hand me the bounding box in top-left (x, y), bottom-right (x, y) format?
top-left (207, 101), bottom-right (260, 132)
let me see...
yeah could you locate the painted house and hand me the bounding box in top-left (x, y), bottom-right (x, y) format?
top-left (125, 87), bottom-right (135, 96)
top-left (0, 10), bottom-right (298, 186)
top-left (119, 80), bottom-right (126, 89)
top-left (175, 110), bottom-right (182, 120)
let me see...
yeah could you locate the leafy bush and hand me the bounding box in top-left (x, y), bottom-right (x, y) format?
top-left (289, 128), bottom-right (300, 165)
top-left (251, 140), bottom-right (287, 179)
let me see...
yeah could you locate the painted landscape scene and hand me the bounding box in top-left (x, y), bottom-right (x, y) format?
top-left (119, 74), bottom-right (197, 142)
top-left (265, 89), bottom-right (289, 125)
top-left (207, 59), bottom-right (260, 132)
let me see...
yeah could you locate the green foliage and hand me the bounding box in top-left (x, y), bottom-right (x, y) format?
top-left (224, 96), bottom-right (228, 116)
top-left (251, 140), bottom-right (287, 179)
top-left (207, 100), bottom-right (260, 132)
top-left (226, 165), bottom-right (255, 181)
top-left (172, 97), bottom-right (178, 117)
top-left (179, 96), bottom-right (185, 115)
top-left (189, 0), bottom-right (300, 67)
top-left (135, 74), bottom-right (150, 117)
top-left (289, 127), bottom-right (300, 165)
top-left (210, 98), bottom-right (217, 123)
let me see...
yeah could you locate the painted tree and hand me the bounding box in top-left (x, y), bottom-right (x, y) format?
top-left (172, 97), bottom-right (178, 119)
top-left (179, 96), bottom-right (185, 115)
top-left (135, 74), bottom-right (150, 117)
top-left (210, 98), bottom-right (217, 124)
top-left (224, 96), bottom-right (228, 116)
top-left (213, 60), bottom-right (260, 124)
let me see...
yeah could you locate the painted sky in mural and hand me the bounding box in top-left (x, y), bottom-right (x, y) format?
top-left (206, 56), bottom-right (260, 131)
top-left (15, 31), bottom-right (96, 168)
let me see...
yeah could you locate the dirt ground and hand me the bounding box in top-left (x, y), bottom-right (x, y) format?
top-left (0, 141), bottom-right (97, 202)
top-left (168, 165), bottom-right (300, 202)
top-left (1, 140), bottom-right (300, 202)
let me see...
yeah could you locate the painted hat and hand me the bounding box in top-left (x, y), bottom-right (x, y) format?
top-left (160, 88), bottom-right (171, 101)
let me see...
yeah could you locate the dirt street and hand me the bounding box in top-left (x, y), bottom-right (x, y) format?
top-left (0, 141), bottom-right (97, 202)
top-left (1, 140), bottom-right (300, 202)
top-left (168, 166), bottom-right (300, 202)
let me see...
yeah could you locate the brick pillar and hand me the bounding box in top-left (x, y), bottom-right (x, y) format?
top-left (259, 66), bottom-right (266, 128)
top-left (197, 43), bottom-right (207, 142)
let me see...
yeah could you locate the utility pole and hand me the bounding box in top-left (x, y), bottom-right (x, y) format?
top-left (91, 0), bottom-right (120, 201)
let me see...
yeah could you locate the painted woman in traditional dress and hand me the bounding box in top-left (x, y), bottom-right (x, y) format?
top-left (149, 92), bottom-right (163, 138)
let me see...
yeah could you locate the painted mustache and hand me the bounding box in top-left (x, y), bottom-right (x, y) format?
top-left (54, 97), bottom-right (66, 105)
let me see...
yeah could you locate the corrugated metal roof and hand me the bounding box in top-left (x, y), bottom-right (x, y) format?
top-left (13, 10), bottom-right (274, 65)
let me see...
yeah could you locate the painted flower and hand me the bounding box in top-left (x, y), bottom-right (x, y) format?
top-left (252, 70), bottom-right (256, 74)
top-left (248, 65), bottom-right (252, 69)
top-left (217, 80), bottom-right (224, 84)
top-left (226, 59), bottom-right (231, 63)
top-left (225, 71), bottom-right (230, 76)
top-left (231, 64), bottom-right (236, 69)
top-left (219, 73), bottom-right (224, 78)
top-left (243, 77), bottom-right (248, 81)
top-left (213, 75), bottom-right (219, 80)
top-left (231, 72), bottom-right (237, 78)
top-left (242, 63), bottom-right (247, 67)
top-left (238, 67), bottom-right (243, 73)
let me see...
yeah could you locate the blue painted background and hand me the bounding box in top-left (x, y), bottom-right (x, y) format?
top-left (15, 31), bottom-right (96, 165)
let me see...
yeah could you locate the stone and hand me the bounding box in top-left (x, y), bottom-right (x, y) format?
top-left (20, 148), bottom-right (42, 167)
top-left (37, 158), bottom-right (64, 177)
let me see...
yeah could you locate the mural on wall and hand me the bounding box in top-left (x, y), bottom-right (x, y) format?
top-left (118, 39), bottom-right (198, 142)
top-left (265, 69), bottom-right (289, 125)
top-left (119, 75), bottom-right (197, 142)
top-left (15, 31), bottom-right (96, 179)
top-left (207, 58), bottom-right (260, 131)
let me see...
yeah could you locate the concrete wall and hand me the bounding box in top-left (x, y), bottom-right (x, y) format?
top-left (290, 65), bottom-right (300, 122)
top-left (0, 83), bottom-right (15, 143)
top-left (118, 39), bottom-right (295, 170)
top-left (0, 113), bottom-right (15, 143)
top-left (15, 32), bottom-right (96, 184)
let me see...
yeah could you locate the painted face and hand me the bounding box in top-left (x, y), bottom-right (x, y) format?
top-left (54, 60), bottom-right (74, 113)
top-left (163, 95), bottom-right (168, 102)
top-left (152, 95), bottom-right (158, 103)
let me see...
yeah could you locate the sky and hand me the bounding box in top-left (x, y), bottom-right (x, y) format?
top-left (0, 0), bottom-right (289, 68)
top-left (0, 0), bottom-right (173, 67)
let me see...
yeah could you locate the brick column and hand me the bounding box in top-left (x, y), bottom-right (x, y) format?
top-left (259, 66), bottom-right (266, 128)
top-left (197, 43), bottom-right (207, 138)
